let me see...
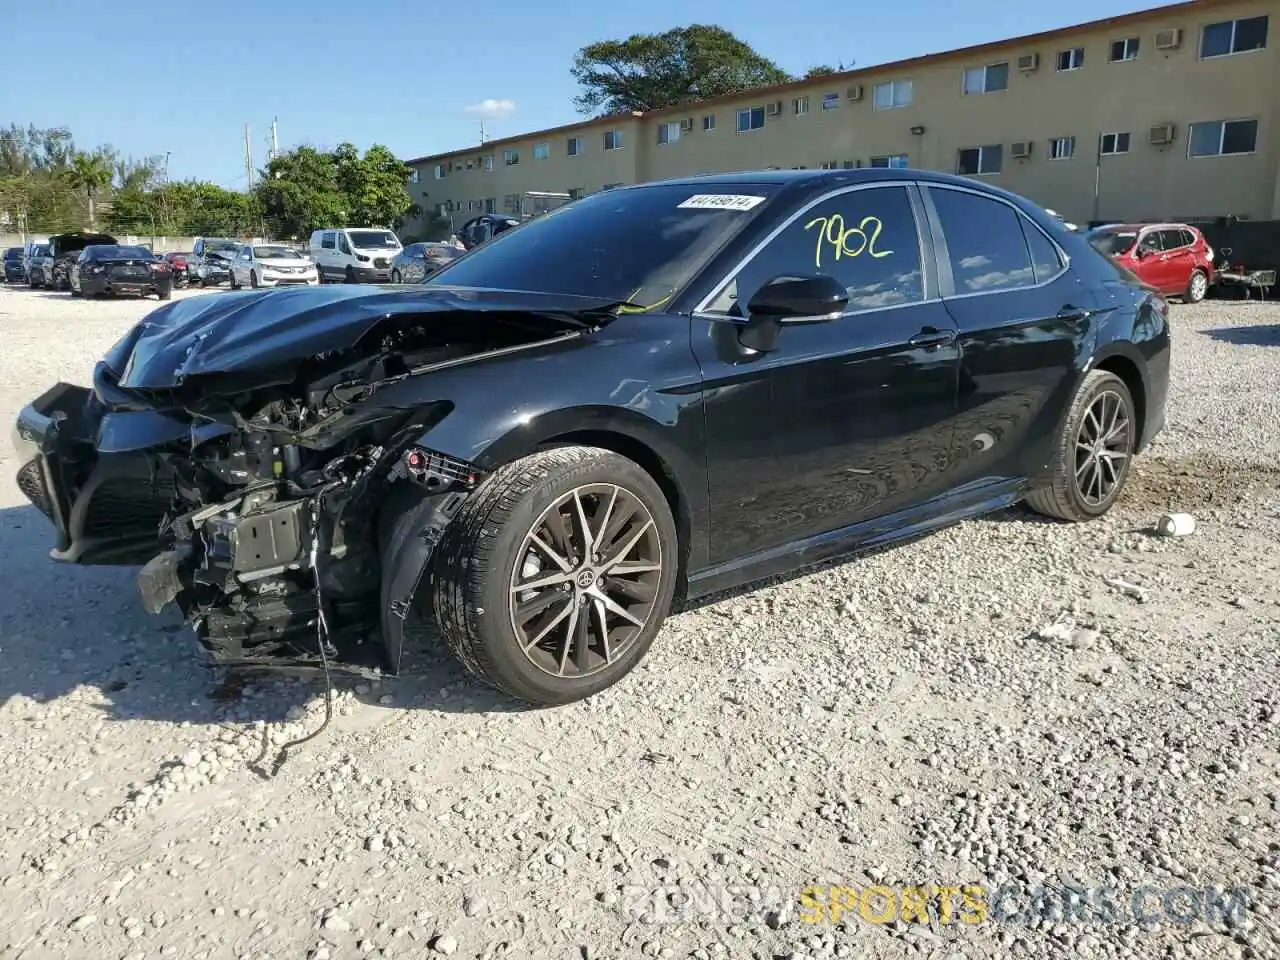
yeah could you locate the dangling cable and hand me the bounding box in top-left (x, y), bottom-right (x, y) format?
top-left (269, 486), bottom-right (337, 776)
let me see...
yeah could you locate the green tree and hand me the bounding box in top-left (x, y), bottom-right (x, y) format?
top-left (339, 143), bottom-right (413, 227)
top-left (65, 150), bottom-right (113, 228)
top-left (570, 25), bottom-right (794, 115)
top-left (255, 145), bottom-right (347, 238)
top-left (804, 65), bottom-right (838, 78)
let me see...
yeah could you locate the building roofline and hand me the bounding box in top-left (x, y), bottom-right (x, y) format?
top-left (406, 0), bottom-right (1236, 165)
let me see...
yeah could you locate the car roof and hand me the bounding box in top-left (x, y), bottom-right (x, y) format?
top-left (1094, 222), bottom-right (1196, 232)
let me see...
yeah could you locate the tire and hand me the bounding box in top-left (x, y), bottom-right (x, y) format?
top-left (70, 288), bottom-right (82, 298)
top-left (391, 269), bottom-right (402, 284)
top-left (1186, 268), bottom-right (1208, 303)
top-left (429, 446), bottom-right (679, 705)
top-left (1024, 370), bottom-right (1136, 522)
top-left (250, 270), bottom-right (260, 289)
top-left (229, 271), bottom-right (240, 290)
top-left (344, 265), bottom-right (356, 284)
top-left (158, 285), bottom-right (172, 301)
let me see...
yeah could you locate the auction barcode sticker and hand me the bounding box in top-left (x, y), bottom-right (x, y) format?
top-left (677, 194), bottom-right (767, 211)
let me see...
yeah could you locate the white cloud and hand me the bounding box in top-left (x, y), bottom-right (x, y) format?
top-left (464, 98), bottom-right (516, 119)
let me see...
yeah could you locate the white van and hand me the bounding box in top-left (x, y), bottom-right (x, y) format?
top-left (307, 227), bottom-right (402, 283)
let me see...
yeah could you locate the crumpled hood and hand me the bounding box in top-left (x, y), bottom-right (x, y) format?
top-left (107, 285), bottom-right (619, 390)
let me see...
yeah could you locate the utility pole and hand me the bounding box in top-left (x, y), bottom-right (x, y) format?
top-left (479, 120), bottom-right (487, 145)
top-left (270, 117), bottom-right (279, 161)
top-left (244, 124), bottom-right (254, 191)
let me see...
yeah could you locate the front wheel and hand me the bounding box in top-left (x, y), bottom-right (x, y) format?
top-left (344, 266), bottom-right (356, 284)
top-left (250, 270), bottom-right (260, 289)
top-left (391, 269), bottom-right (402, 284)
top-left (429, 446), bottom-right (679, 706)
top-left (1024, 370), bottom-right (1136, 522)
top-left (1186, 268), bottom-right (1208, 303)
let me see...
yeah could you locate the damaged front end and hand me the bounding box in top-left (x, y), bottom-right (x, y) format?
top-left (12, 287), bottom-right (612, 675)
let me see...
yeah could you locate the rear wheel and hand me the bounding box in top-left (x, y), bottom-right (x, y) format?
top-left (1025, 370), bottom-right (1136, 522)
top-left (429, 446), bottom-right (678, 705)
top-left (1186, 268), bottom-right (1208, 303)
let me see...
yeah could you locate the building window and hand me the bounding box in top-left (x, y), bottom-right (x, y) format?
top-left (821, 93), bottom-right (840, 110)
top-left (842, 160), bottom-right (858, 169)
top-left (657, 121), bottom-right (681, 145)
top-left (533, 142), bottom-right (549, 160)
top-left (434, 203), bottom-right (448, 216)
top-left (1109, 37), bottom-right (1140, 61)
top-left (957, 145), bottom-right (1003, 175)
top-left (409, 169), bottom-right (420, 184)
top-left (1056, 47), bottom-right (1085, 71)
top-left (433, 164), bottom-right (445, 179)
top-left (1188, 118), bottom-right (1259, 157)
top-left (702, 114), bottom-right (716, 132)
top-left (502, 149), bottom-right (519, 166)
top-left (873, 80), bottom-right (913, 109)
top-left (793, 96), bottom-right (809, 115)
top-left (1200, 16), bottom-right (1268, 58)
top-left (962, 62), bottom-right (1008, 94)
top-left (736, 106), bottom-right (765, 132)
top-left (567, 137), bottom-right (583, 157)
top-left (820, 160), bottom-right (839, 169)
top-left (870, 154), bottom-right (910, 168)
top-left (604, 129), bottom-right (623, 150)
top-left (567, 187), bottom-right (584, 200)
top-left (1049, 136), bottom-right (1076, 160)
top-left (1099, 132), bottom-right (1131, 155)
top-left (482, 156), bottom-right (494, 172)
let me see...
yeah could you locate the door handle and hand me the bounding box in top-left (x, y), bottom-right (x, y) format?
top-left (908, 326), bottom-right (956, 348)
top-left (1056, 305), bottom-right (1093, 323)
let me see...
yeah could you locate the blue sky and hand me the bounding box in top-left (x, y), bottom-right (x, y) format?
top-left (3, 0), bottom-right (1160, 185)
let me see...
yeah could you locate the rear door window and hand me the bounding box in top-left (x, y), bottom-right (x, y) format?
top-left (928, 187), bottom-right (1036, 293)
top-left (321, 232), bottom-right (336, 250)
top-left (1020, 219), bottom-right (1066, 284)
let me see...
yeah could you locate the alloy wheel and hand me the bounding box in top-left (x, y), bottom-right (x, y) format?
top-left (1190, 271), bottom-right (1207, 301)
top-left (508, 483), bottom-right (664, 679)
top-left (1074, 389), bottom-right (1132, 507)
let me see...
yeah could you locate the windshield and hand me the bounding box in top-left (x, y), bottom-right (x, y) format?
top-left (90, 245), bottom-right (153, 259)
top-left (1087, 229), bottom-right (1138, 256)
top-left (424, 245), bottom-right (460, 260)
top-left (33, 245), bottom-right (49, 256)
top-left (253, 245), bottom-right (303, 259)
top-left (426, 183), bottom-right (779, 307)
top-left (206, 240), bottom-right (239, 253)
top-left (4, 248), bottom-right (22, 259)
top-left (349, 230), bottom-right (400, 249)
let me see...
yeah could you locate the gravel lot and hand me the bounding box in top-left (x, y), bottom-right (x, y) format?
top-left (0, 283), bottom-right (1278, 960)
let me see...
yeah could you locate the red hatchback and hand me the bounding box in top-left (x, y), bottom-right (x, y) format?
top-left (1086, 222), bottom-right (1215, 302)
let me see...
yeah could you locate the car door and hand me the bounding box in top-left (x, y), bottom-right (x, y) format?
top-left (691, 181), bottom-right (961, 565)
top-left (1130, 228), bottom-right (1169, 290)
top-left (317, 231), bottom-right (336, 279)
top-left (920, 184), bottom-right (1096, 490)
top-left (1155, 227), bottom-right (1194, 293)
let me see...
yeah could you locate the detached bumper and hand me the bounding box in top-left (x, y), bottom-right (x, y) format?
top-left (12, 383), bottom-right (175, 565)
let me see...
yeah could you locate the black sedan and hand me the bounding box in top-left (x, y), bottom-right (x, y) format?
top-left (10, 170), bottom-right (1168, 706)
top-left (69, 244), bottom-right (174, 300)
top-left (3, 246), bottom-right (26, 283)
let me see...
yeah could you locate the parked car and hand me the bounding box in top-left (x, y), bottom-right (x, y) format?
top-left (2, 246), bottom-right (26, 283)
top-left (188, 237), bottom-right (241, 286)
top-left (456, 214), bottom-right (521, 251)
top-left (389, 242), bottom-right (462, 283)
top-left (48, 232), bottom-right (118, 290)
top-left (1086, 222), bottom-right (1215, 302)
top-left (308, 227), bottom-right (402, 283)
top-left (11, 170), bottom-right (1169, 706)
top-left (161, 252), bottom-right (191, 287)
top-left (25, 244), bottom-right (52, 287)
top-left (229, 243), bottom-right (320, 288)
top-left (69, 244), bottom-right (173, 300)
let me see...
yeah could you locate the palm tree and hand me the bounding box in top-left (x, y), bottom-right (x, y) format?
top-left (66, 151), bottom-right (112, 228)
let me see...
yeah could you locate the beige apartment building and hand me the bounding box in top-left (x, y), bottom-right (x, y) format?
top-left (403, 0), bottom-right (1279, 236)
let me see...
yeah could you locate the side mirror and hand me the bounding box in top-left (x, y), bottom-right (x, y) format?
top-left (746, 275), bottom-right (848, 321)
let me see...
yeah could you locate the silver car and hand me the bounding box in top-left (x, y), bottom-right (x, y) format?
top-left (389, 242), bottom-right (462, 283)
top-left (228, 244), bottom-right (319, 289)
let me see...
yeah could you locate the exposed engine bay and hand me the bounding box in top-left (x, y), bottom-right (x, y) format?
top-left (16, 295), bottom-right (606, 677)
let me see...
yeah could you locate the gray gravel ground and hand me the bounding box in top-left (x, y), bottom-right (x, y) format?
top-left (0, 283), bottom-right (1278, 960)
